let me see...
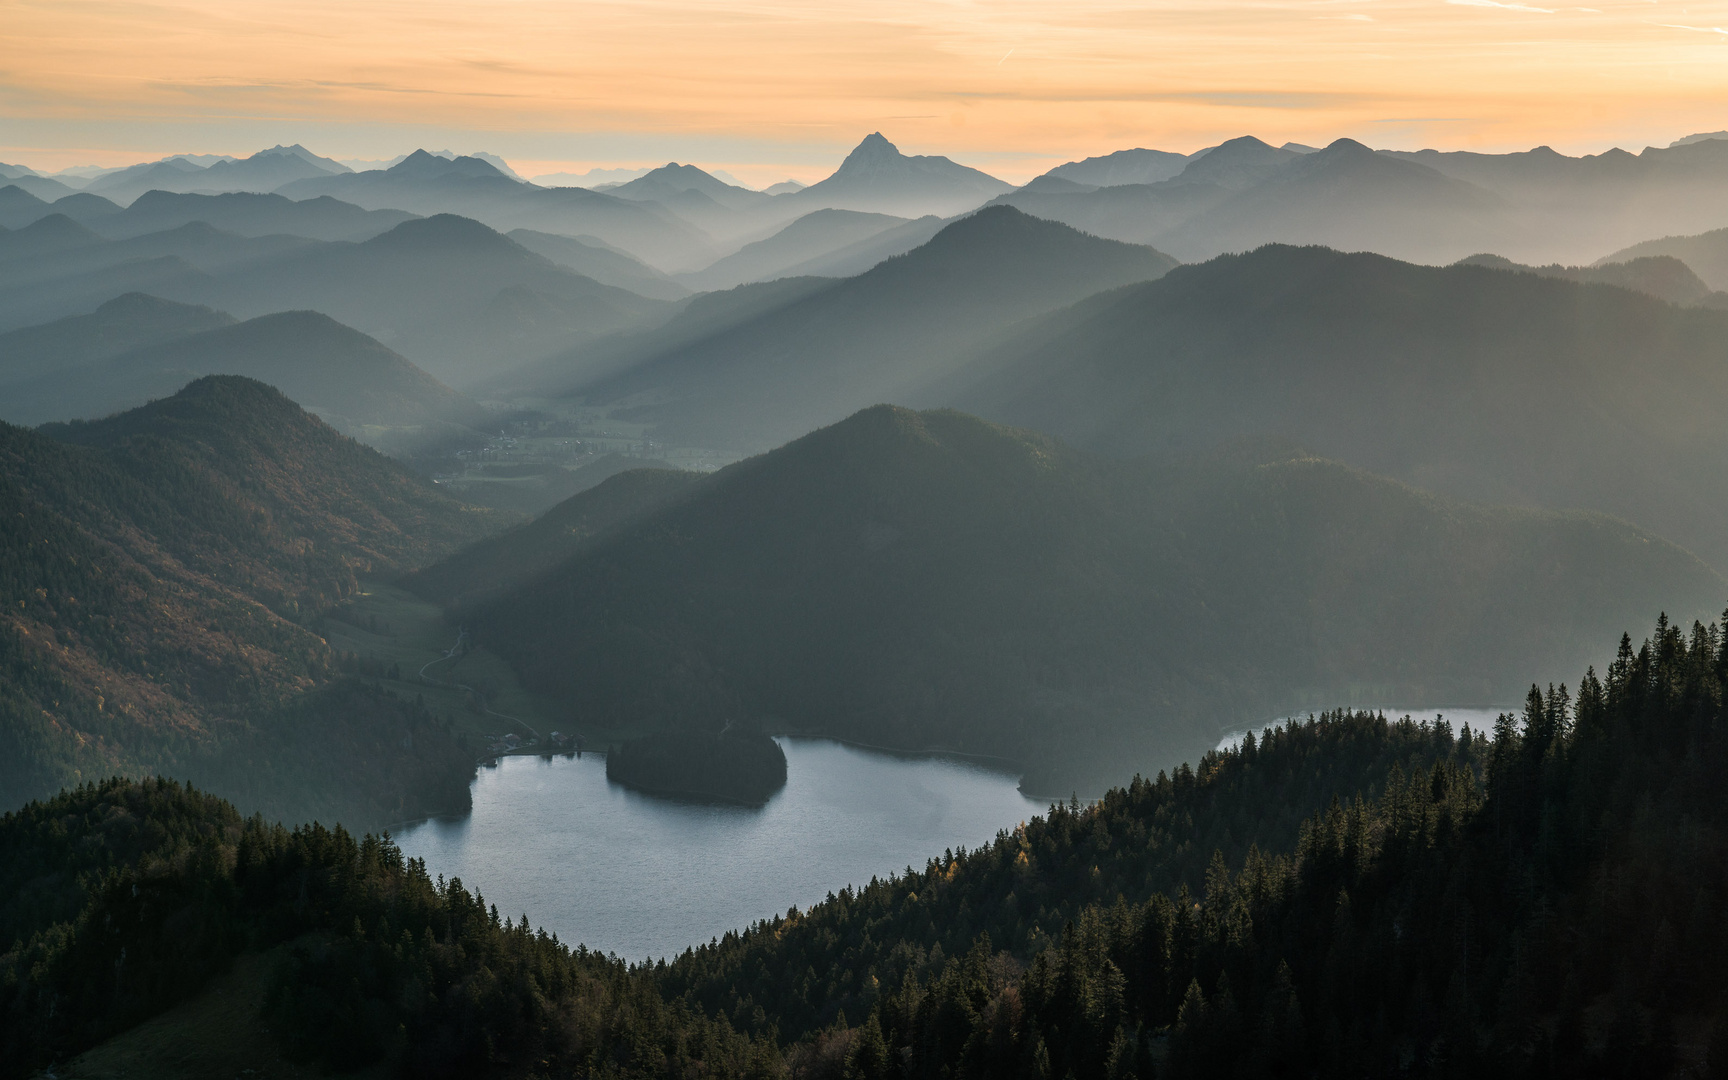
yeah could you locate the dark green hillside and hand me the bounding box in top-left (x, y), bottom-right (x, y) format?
top-left (11, 616), bottom-right (1727, 1077)
top-left (1, 308), bottom-right (491, 431)
top-left (1, 377), bottom-right (506, 821)
top-left (0, 779), bottom-right (775, 1080)
top-left (407, 466), bottom-right (700, 608)
top-left (570, 206), bottom-right (1177, 451)
top-left (960, 243), bottom-right (1728, 571)
top-left (664, 613), bottom-right (1728, 1079)
top-left (660, 709), bottom-right (1483, 1042)
top-left (443, 405), bottom-right (1721, 796)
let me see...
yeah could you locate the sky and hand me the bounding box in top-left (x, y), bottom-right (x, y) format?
top-left (4, 0), bottom-right (1728, 185)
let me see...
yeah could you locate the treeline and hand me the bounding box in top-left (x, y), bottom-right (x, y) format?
top-left (0, 777), bottom-right (779, 1079)
top-left (749, 612), bottom-right (1728, 1078)
top-left (659, 709), bottom-right (1485, 1044)
top-left (5, 613), bottom-right (1726, 1077)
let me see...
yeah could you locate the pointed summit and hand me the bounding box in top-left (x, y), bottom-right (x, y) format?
top-left (796, 134), bottom-right (1013, 216)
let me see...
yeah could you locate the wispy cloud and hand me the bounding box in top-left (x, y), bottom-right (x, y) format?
top-left (1654, 22), bottom-right (1728, 35)
top-left (1448, 0), bottom-right (1555, 12)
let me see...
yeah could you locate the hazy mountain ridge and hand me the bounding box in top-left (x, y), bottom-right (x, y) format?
top-left (958, 243), bottom-right (1728, 571)
top-left (1456, 251), bottom-right (1728, 308)
top-left (0, 212), bottom-right (674, 384)
top-left (0, 307), bottom-right (490, 433)
top-left (1600, 223), bottom-right (1728, 291)
top-left (565, 205), bottom-right (1179, 451)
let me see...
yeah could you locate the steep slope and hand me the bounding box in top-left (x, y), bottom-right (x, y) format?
top-left (506, 228), bottom-right (691, 299)
top-left (421, 406), bottom-right (1722, 797)
top-left (0, 309), bottom-right (490, 431)
top-left (789, 133), bottom-right (1014, 217)
top-left (1043, 146), bottom-right (1191, 187)
top-left (960, 244), bottom-right (1728, 571)
top-left (575, 206), bottom-right (1179, 450)
top-left (1599, 224), bottom-right (1728, 291)
top-left (1, 376), bottom-right (505, 821)
top-left (0, 293), bottom-right (235, 387)
top-left (276, 150), bottom-right (712, 269)
top-left (677, 208), bottom-right (911, 291)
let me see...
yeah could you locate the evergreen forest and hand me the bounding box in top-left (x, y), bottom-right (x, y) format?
top-left (5, 613), bottom-right (1726, 1078)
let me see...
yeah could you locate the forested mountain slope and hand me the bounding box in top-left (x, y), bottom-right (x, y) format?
top-left (7, 615), bottom-right (1726, 1078)
top-left (417, 406), bottom-right (1722, 796)
top-left (959, 244), bottom-right (1728, 572)
top-left (0, 377), bottom-right (504, 822)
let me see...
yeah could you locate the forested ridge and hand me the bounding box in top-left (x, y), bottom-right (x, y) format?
top-left (5, 614), bottom-right (1725, 1077)
top-left (0, 375), bottom-right (505, 825)
top-left (432, 404), bottom-right (1722, 795)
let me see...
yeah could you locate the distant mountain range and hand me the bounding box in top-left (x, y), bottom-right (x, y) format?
top-left (409, 405), bottom-right (1721, 796)
top-left (786, 133), bottom-right (1014, 218)
top-left (275, 150), bottom-right (712, 270)
top-left (0, 295), bottom-right (489, 434)
top-left (0, 212), bottom-right (673, 385)
top-left (955, 243), bottom-right (1728, 571)
top-left (0, 377), bottom-right (503, 822)
top-left (559, 206), bottom-right (1179, 450)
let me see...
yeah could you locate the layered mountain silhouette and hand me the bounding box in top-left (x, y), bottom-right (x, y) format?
top-left (97, 190), bottom-right (415, 241)
top-left (788, 133), bottom-right (1014, 217)
top-left (676, 208), bottom-right (913, 291)
top-left (0, 303), bottom-right (488, 433)
top-left (1385, 136), bottom-right (1728, 262)
top-left (993, 138), bottom-right (1510, 264)
top-left (506, 229), bottom-right (690, 299)
top-left (0, 293), bottom-right (233, 387)
top-left (1455, 252), bottom-right (1728, 308)
top-left (276, 150), bottom-right (709, 269)
top-left (1041, 147), bottom-right (1192, 187)
top-left (957, 244), bottom-right (1728, 570)
top-left (84, 145), bottom-right (349, 205)
top-left (411, 406), bottom-right (1721, 795)
top-left (562, 206), bottom-right (1179, 450)
top-left (0, 213), bottom-right (673, 383)
top-left (1600, 224), bottom-right (1728, 291)
top-left (1, 376), bottom-right (502, 819)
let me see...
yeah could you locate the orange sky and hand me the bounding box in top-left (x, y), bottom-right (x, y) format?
top-left (4, 0), bottom-right (1728, 184)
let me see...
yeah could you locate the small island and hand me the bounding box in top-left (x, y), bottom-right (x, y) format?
top-left (605, 730), bottom-right (788, 806)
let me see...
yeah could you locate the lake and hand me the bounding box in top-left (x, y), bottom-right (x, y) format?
top-left (395, 737), bottom-right (1047, 961)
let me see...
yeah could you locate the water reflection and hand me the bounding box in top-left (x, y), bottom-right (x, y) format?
top-left (396, 737), bottom-right (1045, 960)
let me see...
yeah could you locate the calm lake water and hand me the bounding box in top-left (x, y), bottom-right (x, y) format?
top-left (395, 738), bottom-right (1046, 961)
